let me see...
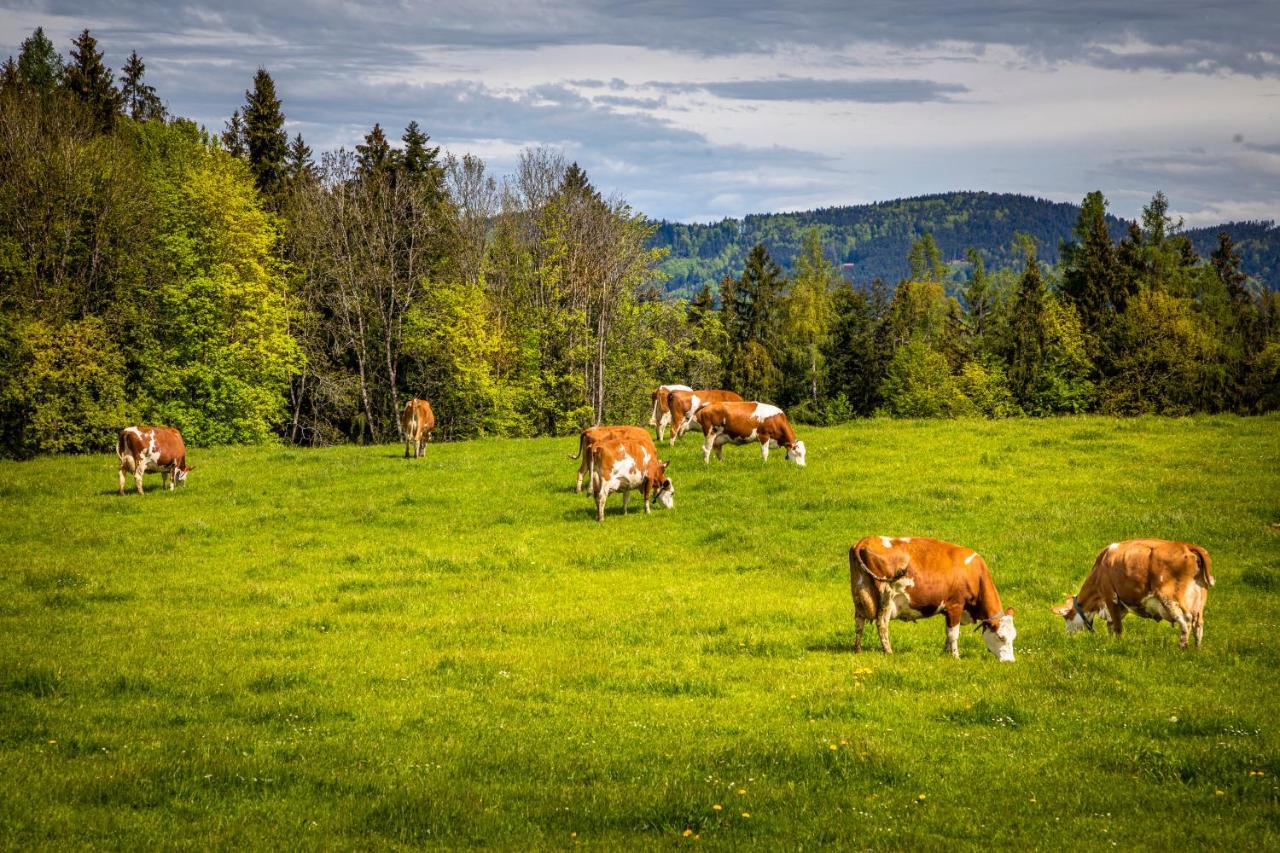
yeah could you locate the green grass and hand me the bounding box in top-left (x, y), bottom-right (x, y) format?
top-left (1, 416), bottom-right (1278, 849)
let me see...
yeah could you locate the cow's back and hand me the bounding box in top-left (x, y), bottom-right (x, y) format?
top-left (119, 425), bottom-right (185, 465)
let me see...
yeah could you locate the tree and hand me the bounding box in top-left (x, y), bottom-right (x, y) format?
top-left (221, 110), bottom-right (246, 158)
top-left (1003, 249), bottom-right (1094, 414)
top-left (284, 133), bottom-right (315, 186)
top-left (62, 29), bottom-right (121, 132)
top-left (1100, 289), bottom-right (1215, 414)
top-left (241, 69), bottom-right (288, 204)
top-left (400, 120), bottom-right (442, 191)
top-left (960, 248), bottom-right (995, 345)
top-left (724, 243), bottom-right (785, 400)
top-left (356, 123), bottom-right (395, 177)
top-left (907, 232), bottom-right (946, 282)
top-left (785, 228), bottom-right (835, 407)
top-left (119, 50), bottom-right (164, 121)
top-left (879, 340), bottom-right (971, 418)
top-left (15, 28), bottom-right (62, 95)
top-left (1061, 191), bottom-right (1121, 333)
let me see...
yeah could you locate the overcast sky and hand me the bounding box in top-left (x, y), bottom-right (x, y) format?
top-left (3, 1), bottom-right (1278, 224)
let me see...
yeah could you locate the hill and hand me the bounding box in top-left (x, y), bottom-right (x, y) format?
top-left (650, 191), bottom-right (1280, 298)
top-left (1, 417), bottom-right (1277, 847)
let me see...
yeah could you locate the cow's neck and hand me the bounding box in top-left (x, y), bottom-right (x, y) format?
top-left (970, 575), bottom-right (1005, 622)
top-left (1075, 572), bottom-right (1106, 612)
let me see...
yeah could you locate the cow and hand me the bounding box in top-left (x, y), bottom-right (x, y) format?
top-left (117, 426), bottom-right (192, 496)
top-left (589, 433), bottom-right (674, 522)
top-left (400, 398), bottom-right (435, 459)
top-left (649, 384), bottom-right (692, 441)
top-left (695, 401), bottom-right (806, 466)
top-left (569, 425), bottom-right (652, 493)
top-left (849, 536), bottom-right (1016, 661)
top-left (666, 389), bottom-right (744, 444)
top-left (1051, 539), bottom-right (1214, 649)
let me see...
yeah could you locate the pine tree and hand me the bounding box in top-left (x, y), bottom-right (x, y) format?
top-left (0, 56), bottom-right (17, 92)
top-left (63, 29), bottom-right (121, 131)
top-left (689, 284), bottom-right (714, 325)
top-left (221, 110), bottom-right (246, 158)
top-left (1007, 250), bottom-right (1048, 408)
top-left (356, 123), bottom-right (395, 177)
top-left (119, 50), bottom-right (164, 121)
top-left (242, 69), bottom-right (288, 203)
top-left (1211, 231), bottom-right (1249, 305)
top-left (400, 120), bottom-right (442, 187)
top-left (15, 27), bottom-right (62, 94)
top-left (961, 248), bottom-right (995, 344)
top-left (1061, 191), bottom-right (1121, 333)
top-left (907, 232), bottom-right (946, 282)
top-left (285, 133), bottom-right (315, 185)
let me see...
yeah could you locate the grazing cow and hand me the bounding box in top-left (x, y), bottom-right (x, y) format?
top-left (849, 536), bottom-right (1016, 661)
top-left (400, 398), bottom-right (435, 458)
top-left (117, 426), bottom-right (191, 496)
top-left (649, 384), bottom-right (692, 441)
top-left (1051, 539), bottom-right (1214, 649)
top-left (666, 389), bottom-right (744, 444)
top-left (569, 425), bottom-right (652, 493)
top-left (695, 401), bottom-right (806, 466)
top-left (589, 433), bottom-right (674, 522)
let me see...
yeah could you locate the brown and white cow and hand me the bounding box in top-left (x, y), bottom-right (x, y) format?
top-left (589, 433), bottom-right (674, 522)
top-left (401, 398), bottom-right (435, 459)
top-left (649, 384), bottom-right (691, 441)
top-left (117, 426), bottom-right (192, 496)
top-left (666, 389), bottom-right (744, 444)
top-left (1051, 539), bottom-right (1214, 649)
top-left (850, 536), bottom-right (1016, 661)
top-left (569, 425), bottom-right (652, 493)
top-left (695, 401), bottom-right (806, 466)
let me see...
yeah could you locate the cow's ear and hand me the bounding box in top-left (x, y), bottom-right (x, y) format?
top-left (1004, 607), bottom-right (1014, 617)
top-left (1050, 602), bottom-right (1070, 616)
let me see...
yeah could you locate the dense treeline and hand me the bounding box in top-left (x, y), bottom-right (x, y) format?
top-left (1, 28), bottom-right (1276, 458)
top-left (652, 192), bottom-right (1280, 299)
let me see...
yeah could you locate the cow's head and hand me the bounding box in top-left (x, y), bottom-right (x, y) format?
top-left (176, 464), bottom-right (192, 486)
top-left (980, 609), bottom-right (1016, 661)
top-left (786, 440), bottom-right (807, 467)
top-left (1050, 595), bottom-right (1095, 634)
top-left (654, 461), bottom-right (674, 509)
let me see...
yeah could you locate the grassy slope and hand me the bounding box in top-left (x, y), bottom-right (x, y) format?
top-left (1, 416), bottom-right (1278, 849)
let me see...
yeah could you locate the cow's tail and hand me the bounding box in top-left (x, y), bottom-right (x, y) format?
top-left (569, 432), bottom-right (587, 460)
top-left (116, 430), bottom-right (125, 460)
top-left (589, 446), bottom-right (603, 495)
top-left (1190, 545), bottom-right (1215, 588)
top-left (649, 392), bottom-right (660, 427)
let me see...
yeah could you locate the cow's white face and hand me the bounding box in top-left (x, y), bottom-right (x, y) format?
top-left (656, 478), bottom-right (674, 509)
top-left (787, 440), bottom-right (807, 467)
top-left (176, 466), bottom-right (191, 486)
top-left (982, 611), bottom-right (1016, 662)
top-left (1051, 597), bottom-right (1095, 635)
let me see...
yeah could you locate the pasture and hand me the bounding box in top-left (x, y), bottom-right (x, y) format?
top-left (1, 416), bottom-right (1278, 849)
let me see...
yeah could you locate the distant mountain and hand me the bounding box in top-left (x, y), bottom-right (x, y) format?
top-left (649, 191), bottom-right (1280, 297)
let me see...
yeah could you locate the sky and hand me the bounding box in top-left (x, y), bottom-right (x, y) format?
top-left (3, 1), bottom-right (1279, 225)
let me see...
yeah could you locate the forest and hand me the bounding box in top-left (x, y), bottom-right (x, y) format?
top-left (1, 27), bottom-right (1277, 458)
top-left (652, 192), bottom-right (1280, 299)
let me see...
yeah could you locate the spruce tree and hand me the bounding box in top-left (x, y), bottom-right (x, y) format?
top-left (1007, 250), bottom-right (1048, 409)
top-left (907, 232), bottom-right (946, 282)
top-left (0, 56), bottom-right (17, 92)
top-left (1211, 231), bottom-right (1249, 305)
top-left (400, 120), bottom-right (442, 185)
top-left (242, 69), bottom-right (288, 203)
top-left (221, 110), bottom-right (246, 158)
top-left (1061, 191), bottom-right (1120, 333)
top-left (961, 248), bottom-right (994, 343)
top-left (689, 284), bottom-right (714, 325)
top-left (63, 29), bottom-right (121, 131)
top-left (356, 123), bottom-right (395, 177)
top-left (285, 133), bottom-right (315, 184)
top-left (119, 50), bottom-right (164, 121)
top-left (16, 27), bottom-right (62, 94)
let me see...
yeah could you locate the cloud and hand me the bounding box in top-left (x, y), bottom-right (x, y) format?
top-left (654, 77), bottom-right (968, 103)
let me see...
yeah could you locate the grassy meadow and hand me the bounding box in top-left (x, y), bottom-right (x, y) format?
top-left (1, 415), bottom-right (1278, 849)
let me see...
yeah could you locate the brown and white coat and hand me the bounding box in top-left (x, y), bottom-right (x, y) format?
top-left (665, 389), bottom-right (743, 444)
top-left (649, 384), bottom-right (691, 442)
top-left (401, 398), bottom-right (435, 459)
top-left (1052, 539), bottom-right (1213, 648)
top-left (570, 425), bottom-right (653, 493)
top-left (589, 433), bottom-right (674, 522)
top-left (695, 401), bottom-right (806, 466)
top-left (850, 536), bottom-right (1016, 660)
top-left (117, 426), bottom-right (191, 495)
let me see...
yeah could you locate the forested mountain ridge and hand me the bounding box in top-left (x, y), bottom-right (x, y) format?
top-left (651, 191), bottom-right (1280, 296)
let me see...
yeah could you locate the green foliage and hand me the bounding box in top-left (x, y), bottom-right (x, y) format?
top-left (241, 69), bottom-right (288, 205)
top-left (62, 29), bottom-right (120, 133)
top-left (14, 27), bottom-right (62, 95)
top-left (957, 360), bottom-right (1019, 418)
top-left (878, 340), bottom-right (971, 417)
top-left (0, 317), bottom-right (129, 456)
top-left (1100, 289), bottom-right (1218, 414)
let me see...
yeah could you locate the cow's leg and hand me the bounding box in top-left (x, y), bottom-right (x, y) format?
top-left (875, 612), bottom-right (893, 654)
top-left (853, 614), bottom-right (866, 653)
top-left (702, 431), bottom-right (715, 464)
top-left (118, 464), bottom-right (127, 496)
top-left (1104, 602), bottom-right (1125, 637)
top-left (595, 487), bottom-right (607, 522)
top-left (575, 461), bottom-right (587, 494)
top-left (166, 466), bottom-right (175, 491)
top-left (1161, 597), bottom-right (1190, 649)
top-left (943, 608), bottom-right (963, 658)
top-left (622, 490), bottom-right (631, 515)
top-left (1193, 609), bottom-right (1204, 648)
top-left (760, 439), bottom-right (769, 461)
top-left (134, 460), bottom-right (146, 495)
